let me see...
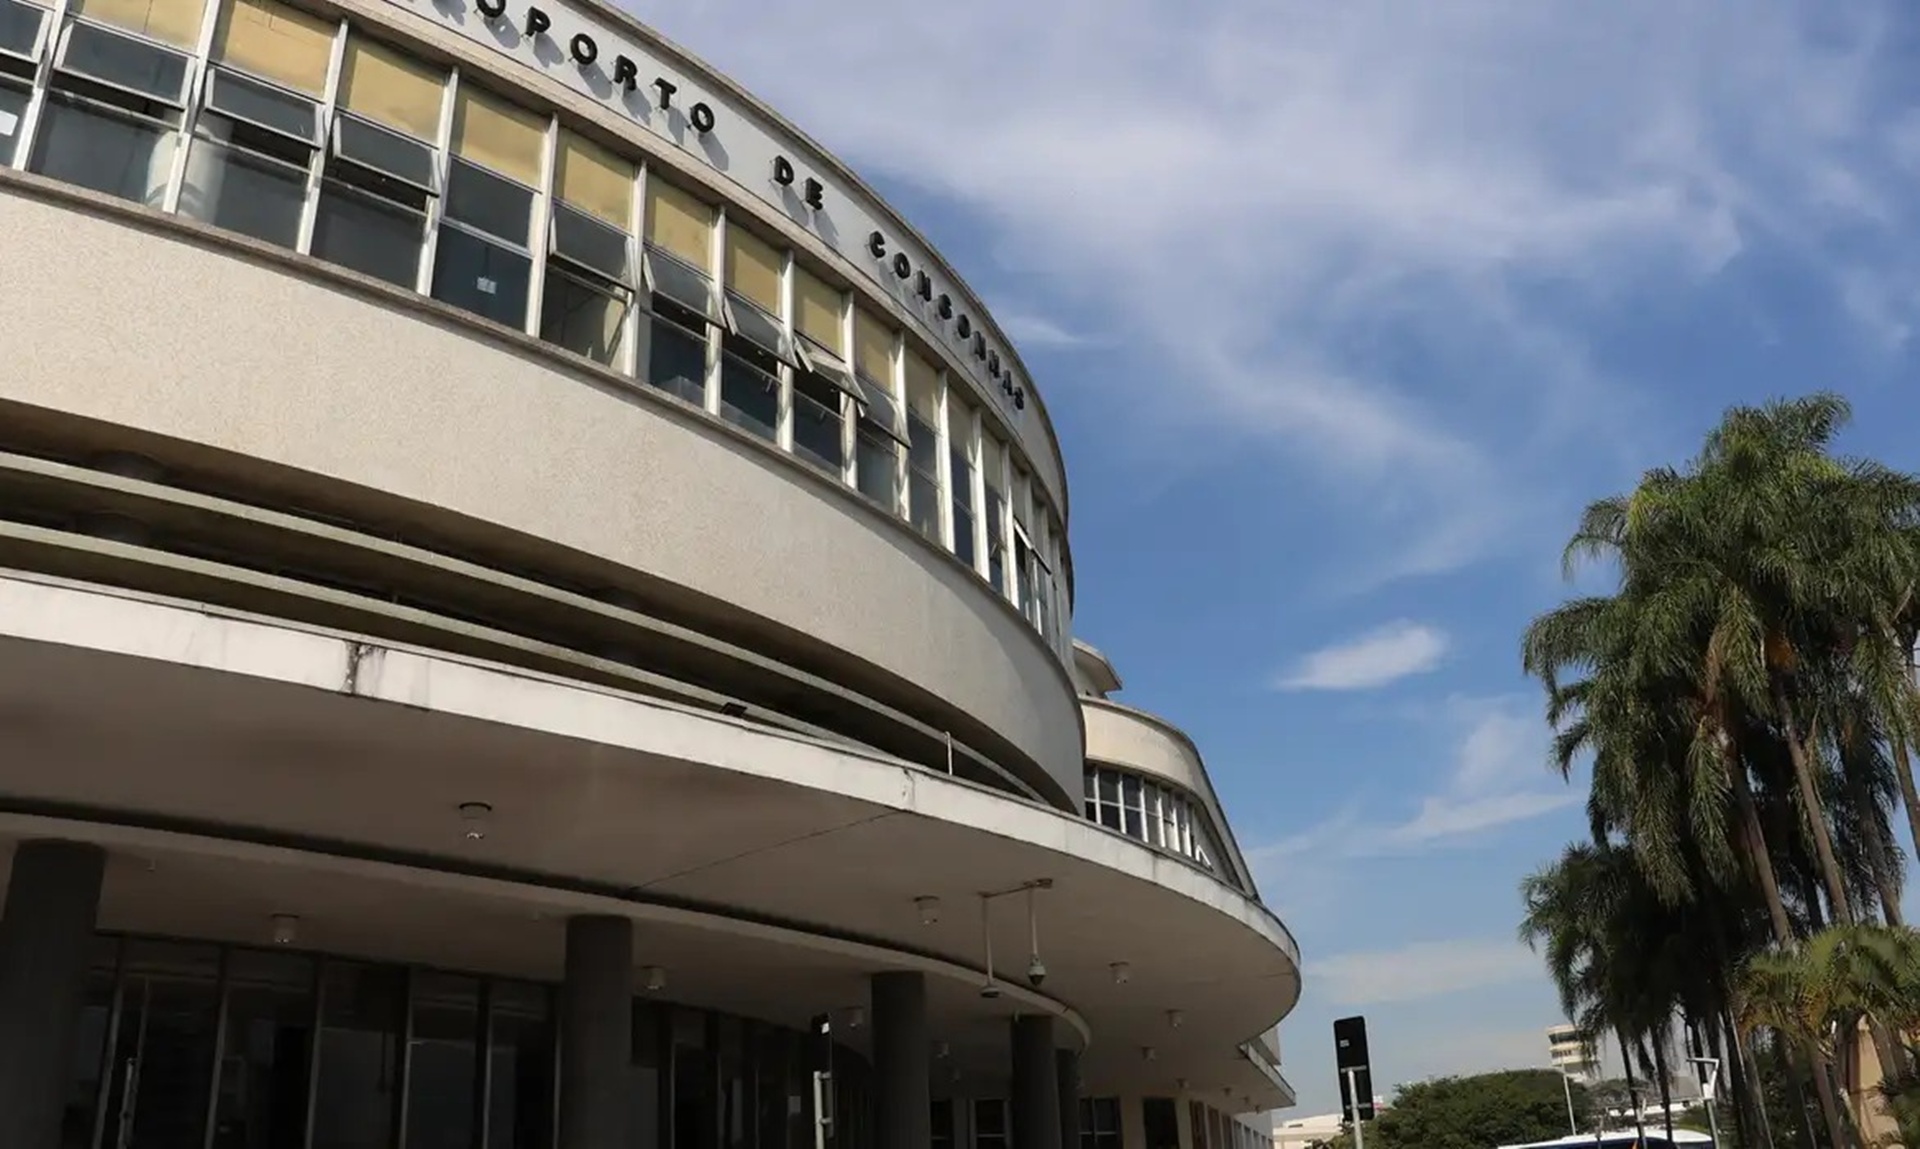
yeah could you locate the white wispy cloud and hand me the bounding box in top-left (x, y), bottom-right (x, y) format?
top-left (636, 0), bottom-right (1916, 584)
top-left (1252, 695), bottom-right (1576, 862)
top-left (1275, 621), bottom-right (1449, 691)
top-left (1308, 937), bottom-right (1543, 1007)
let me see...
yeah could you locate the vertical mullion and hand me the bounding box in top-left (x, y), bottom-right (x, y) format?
top-left (87, 936), bottom-right (127, 1149)
top-left (838, 296), bottom-right (855, 488)
top-left (12, 0), bottom-right (71, 169)
top-left (393, 966), bottom-right (417, 1149)
top-left (295, 19), bottom-right (348, 254)
top-left (935, 372), bottom-right (953, 552)
top-left (415, 66), bottom-right (459, 297)
top-left (618, 149), bottom-right (642, 378)
top-left (523, 111), bottom-right (556, 336)
top-left (158, 0), bottom-right (222, 215)
top-left (969, 409), bottom-right (987, 578)
top-left (631, 160), bottom-right (654, 387)
top-left (198, 946), bottom-right (233, 1149)
top-left (890, 330), bottom-right (907, 518)
top-left (475, 979), bottom-right (497, 1149)
top-left (777, 246), bottom-right (797, 453)
top-left (302, 959), bottom-right (328, 1149)
top-left (705, 201), bottom-right (727, 420)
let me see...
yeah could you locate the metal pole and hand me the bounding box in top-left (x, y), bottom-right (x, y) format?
top-left (1562, 1070), bottom-right (1578, 1135)
top-left (1346, 1067), bottom-right (1366, 1149)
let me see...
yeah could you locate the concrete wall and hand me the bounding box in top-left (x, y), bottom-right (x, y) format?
top-left (0, 180), bottom-right (1084, 800)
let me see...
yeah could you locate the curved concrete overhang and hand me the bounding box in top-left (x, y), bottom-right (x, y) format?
top-left (1080, 698), bottom-right (1260, 897)
top-left (0, 570), bottom-right (1301, 1104)
top-left (0, 176), bottom-right (1083, 808)
top-left (1072, 639), bottom-right (1125, 698)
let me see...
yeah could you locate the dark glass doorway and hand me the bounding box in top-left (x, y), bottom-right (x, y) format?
top-left (99, 941), bottom-right (223, 1149)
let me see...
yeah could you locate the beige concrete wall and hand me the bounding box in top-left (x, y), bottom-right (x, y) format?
top-left (0, 182), bottom-right (1084, 799)
top-left (1082, 698), bottom-right (1254, 888)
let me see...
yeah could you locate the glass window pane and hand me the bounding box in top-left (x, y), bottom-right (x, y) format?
top-left (337, 35), bottom-right (443, 140)
top-left (793, 373), bottom-right (844, 474)
top-left (212, 0), bottom-right (332, 94)
top-left (431, 225), bottom-right (530, 328)
top-left (406, 973), bottom-right (480, 1149)
top-left (725, 224), bottom-right (780, 315)
top-left (728, 294), bottom-right (789, 361)
top-left (312, 185), bottom-right (422, 287)
top-left (792, 267), bottom-right (841, 355)
top-left (853, 307), bottom-right (892, 387)
top-left (552, 202), bottom-right (629, 282)
top-left (313, 962), bottom-right (406, 1149)
top-left (179, 137), bottom-right (305, 246)
top-left (333, 112), bottom-right (435, 189)
top-left (645, 176), bottom-right (711, 268)
top-left (59, 20), bottom-right (191, 99)
top-left (205, 66), bottom-right (319, 139)
top-left (541, 270), bottom-right (628, 367)
top-left (856, 423), bottom-right (897, 508)
top-left (952, 505), bottom-right (974, 566)
top-left (30, 97), bottom-right (173, 204)
top-left (100, 940), bottom-right (223, 1149)
top-left (59, 938), bottom-right (121, 1147)
top-left (0, 0), bottom-right (45, 58)
top-left (647, 248), bottom-right (719, 321)
top-left (645, 306), bottom-right (708, 406)
top-left (555, 128), bottom-right (630, 226)
top-left (671, 1009), bottom-right (714, 1149)
top-left (444, 157), bottom-right (531, 243)
top-left (215, 949), bottom-right (316, 1149)
top-left (488, 982), bottom-right (553, 1149)
top-left (450, 84), bottom-right (543, 186)
top-left (0, 83), bottom-right (28, 165)
top-left (72, 0), bottom-right (204, 48)
top-left (720, 346), bottom-right (779, 442)
top-left (909, 470), bottom-right (939, 541)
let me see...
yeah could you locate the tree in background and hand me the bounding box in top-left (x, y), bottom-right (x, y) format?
top-left (1352, 1070), bottom-right (1589, 1149)
top-left (1518, 394), bottom-right (1920, 1149)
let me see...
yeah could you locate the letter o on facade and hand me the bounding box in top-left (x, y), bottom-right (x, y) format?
top-left (892, 253), bottom-right (911, 280)
top-left (568, 33), bottom-right (597, 66)
top-left (475, 0), bottom-right (505, 19)
top-left (690, 102), bottom-right (716, 134)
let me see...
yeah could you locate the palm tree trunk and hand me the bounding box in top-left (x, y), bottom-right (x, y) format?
top-left (1772, 678), bottom-right (1854, 925)
top-left (1720, 1011), bottom-right (1776, 1149)
top-left (1808, 1045), bottom-right (1852, 1149)
top-left (1893, 732), bottom-right (1920, 896)
top-left (1655, 1037), bottom-right (1678, 1145)
top-left (1622, 1033), bottom-right (1649, 1143)
top-left (1731, 743), bottom-right (1796, 943)
top-left (1845, 764), bottom-right (1905, 928)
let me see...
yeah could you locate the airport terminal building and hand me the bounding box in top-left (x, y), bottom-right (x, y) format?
top-left (0, 0), bottom-right (1301, 1142)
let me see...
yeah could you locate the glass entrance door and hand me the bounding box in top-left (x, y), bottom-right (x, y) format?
top-left (99, 941), bottom-right (222, 1149)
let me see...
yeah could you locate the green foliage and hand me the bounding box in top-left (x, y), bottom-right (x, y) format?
top-left (1361, 1070), bottom-right (1587, 1149)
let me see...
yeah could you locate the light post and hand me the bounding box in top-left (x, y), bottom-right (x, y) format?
top-left (1560, 1070), bottom-right (1578, 1135)
top-left (1688, 1056), bottom-right (1724, 1149)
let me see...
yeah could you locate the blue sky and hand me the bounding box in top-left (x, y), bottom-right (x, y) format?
top-left (630, 0), bottom-right (1920, 1117)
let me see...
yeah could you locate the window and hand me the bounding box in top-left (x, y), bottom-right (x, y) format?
top-left (791, 369), bottom-right (845, 473)
top-left (30, 13), bottom-right (196, 205)
top-left (947, 396), bottom-right (976, 568)
top-left (182, 0), bottom-right (330, 248)
top-left (905, 352), bottom-right (942, 543)
top-left (718, 224), bottom-right (791, 441)
top-left (973, 1100), bottom-right (1009, 1149)
top-left (931, 1099), bottom-right (955, 1149)
top-left (1080, 1098), bottom-right (1122, 1149)
top-left (430, 85), bottom-right (541, 329)
top-left (982, 432), bottom-right (1008, 593)
top-left (851, 308), bottom-right (903, 510)
top-left (0, 0), bottom-right (45, 165)
top-left (71, 0), bottom-right (206, 47)
top-left (1143, 1099), bottom-right (1180, 1149)
top-left (543, 130), bottom-right (635, 367)
top-left (720, 332), bottom-right (781, 441)
top-left (312, 38), bottom-right (443, 287)
top-left (643, 177), bottom-right (719, 406)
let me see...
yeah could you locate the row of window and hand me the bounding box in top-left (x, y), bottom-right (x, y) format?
top-left (0, 0), bottom-right (1072, 657)
top-left (1084, 764), bottom-right (1228, 877)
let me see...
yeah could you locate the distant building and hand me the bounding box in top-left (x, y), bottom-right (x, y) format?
top-left (1549, 1023), bottom-right (1602, 1082)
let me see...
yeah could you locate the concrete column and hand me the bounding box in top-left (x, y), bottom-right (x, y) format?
top-left (560, 915), bottom-right (634, 1149)
top-left (872, 972), bottom-right (932, 1149)
top-left (1011, 1014), bottom-right (1061, 1149)
top-left (1056, 1049), bottom-right (1081, 1149)
top-left (0, 840), bottom-right (106, 1149)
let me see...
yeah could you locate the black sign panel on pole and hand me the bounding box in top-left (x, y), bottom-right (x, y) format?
top-left (1333, 1016), bottom-right (1375, 1122)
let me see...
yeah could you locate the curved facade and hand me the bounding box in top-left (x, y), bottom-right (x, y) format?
top-left (0, 0), bottom-right (1298, 1144)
